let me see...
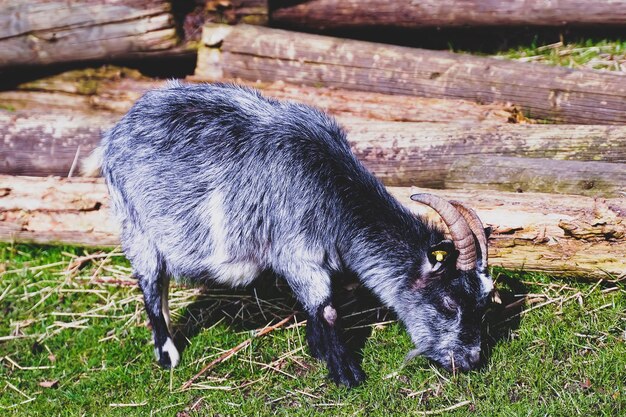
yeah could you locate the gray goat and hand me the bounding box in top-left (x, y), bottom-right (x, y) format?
top-left (84, 82), bottom-right (493, 387)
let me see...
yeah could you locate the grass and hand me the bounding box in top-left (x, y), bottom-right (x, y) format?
top-left (0, 243), bottom-right (625, 416)
top-left (494, 38), bottom-right (626, 72)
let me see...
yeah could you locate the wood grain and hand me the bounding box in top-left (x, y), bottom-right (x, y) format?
top-left (197, 24), bottom-right (626, 124)
top-left (270, 0), bottom-right (626, 29)
top-left (0, 0), bottom-right (180, 68)
top-left (0, 66), bottom-right (517, 123)
top-left (3, 107), bottom-right (624, 196)
top-left (1, 175), bottom-right (623, 279)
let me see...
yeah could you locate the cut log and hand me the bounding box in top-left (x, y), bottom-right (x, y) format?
top-left (1, 175), bottom-right (623, 280)
top-left (446, 156), bottom-right (626, 196)
top-left (269, 0), bottom-right (626, 29)
top-left (0, 111), bottom-right (115, 177)
top-left (181, 0), bottom-right (268, 43)
top-left (3, 109), bottom-right (624, 197)
top-left (342, 119), bottom-right (626, 194)
top-left (0, 66), bottom-right (519, 123)
top-left (196, 24), bottom-right (626, 124)
top-left (0, 0), bottom-right (182, 69)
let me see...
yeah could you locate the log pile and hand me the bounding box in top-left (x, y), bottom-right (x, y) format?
top-left (1, 2), bottom-right (625, 280)
top-left (1, 175), bottom-right (623, 280)
top-left (196, 24), bottom-right (626, 125)
top-left (0, 66), bottom-right (516, 122)
top-left (2, 71), bottom-right (625, 196)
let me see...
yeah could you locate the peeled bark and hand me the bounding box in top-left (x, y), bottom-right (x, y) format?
top-left (2, 108), bottom-right (624, 197)
top-left (196, 24), bottom-right (626, 124)
top-left (269, 0), bottom-right (626, 29)
top-left (0, 0), bottom-right (181, 69)
top-left (1, 175), bottom-right (623, 280)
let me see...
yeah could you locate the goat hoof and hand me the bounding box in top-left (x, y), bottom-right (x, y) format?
top-left (328, 357), bottom-right (366, 387)
top-left (155, 337), bottom-right (180, 369)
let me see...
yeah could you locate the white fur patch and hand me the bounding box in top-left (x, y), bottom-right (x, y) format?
top-left (203, 191), bottom-right (260, 287)
top-left (161, 277), bottom-right (172, 334)
top-left (479, 272), bottom-right (494, 296)
top-left (323, 305), bottom-right (337, 326)
top-left (162, 338), bottom-right (179, 368)
top-left (80, 146), bottom-right (104, 177)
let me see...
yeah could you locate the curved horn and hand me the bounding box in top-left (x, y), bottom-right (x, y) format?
top-left (450, 201), bottom-right (488, 269)
top-left (410, 193), bottom-right (476, 271)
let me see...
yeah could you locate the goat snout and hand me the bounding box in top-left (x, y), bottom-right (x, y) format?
top-left (448, 347), bottom-right (481, 372)
top-left (467, 348), bottom-right (481, 367)
top-left (462, 347), bottom-right (482, 370)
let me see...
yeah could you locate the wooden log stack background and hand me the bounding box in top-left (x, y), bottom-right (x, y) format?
top-left (0, 0), bottom-right (624, 280)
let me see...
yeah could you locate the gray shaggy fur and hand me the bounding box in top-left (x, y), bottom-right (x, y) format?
top-left (96, 82), bottom-right (493, 387)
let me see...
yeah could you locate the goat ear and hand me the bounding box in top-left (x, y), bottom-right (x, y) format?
top-left (426, 240), bottom-right (457, 272)
top-left (484, 226), bottom-right (492, 239)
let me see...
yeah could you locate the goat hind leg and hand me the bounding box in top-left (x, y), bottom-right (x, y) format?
top-left (137, 266), bottom-right (179, 368)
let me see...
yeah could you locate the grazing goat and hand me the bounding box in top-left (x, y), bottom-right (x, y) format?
top-left (85, 82), bottom-right (493, 387)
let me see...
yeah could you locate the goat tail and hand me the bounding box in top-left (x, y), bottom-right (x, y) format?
top-left (80, 146), bottom-right (105, 177)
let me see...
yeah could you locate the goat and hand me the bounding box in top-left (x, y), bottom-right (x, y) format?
top-left (84, 82), bottom-right (493, 387)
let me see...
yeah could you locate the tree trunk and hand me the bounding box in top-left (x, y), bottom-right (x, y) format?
top-left (0, 0), bottom-right (181, 69)
top-left (3, 109), bottom-right (624, 196)
top-left (1, 175), bottom-right (623, 280)
top-left (196, 24), bottom-right (626, 124)
top-left (269, 0), bottom-right (626, 29)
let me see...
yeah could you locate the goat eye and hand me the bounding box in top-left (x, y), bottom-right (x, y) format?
top-left (442, 297), bottom-right (458, 313)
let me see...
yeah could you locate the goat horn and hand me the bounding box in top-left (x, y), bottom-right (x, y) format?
top-left (410, 193), bottom-right (477, 271)
top-left (450, 201), bottom-right (488, 269)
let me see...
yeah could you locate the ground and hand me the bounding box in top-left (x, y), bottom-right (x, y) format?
top-left (0, 243), bottom-right (624, 416)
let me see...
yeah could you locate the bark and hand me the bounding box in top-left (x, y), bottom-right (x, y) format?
top-left (0, 66), bottom-right (518, 123)
top-left (1, 175), bottom-right (623, 280)
top-left (342, 120), bottom-right (626, 195)
top-left (0, 0), bottom-right (181, 69)
top-left (182, 0), bottom-right (268, 43)
top-left (196, 24), bottom-right (626, 124)
top-left (0, 111), bottom-right (116, 177)
top-left (446, 156), bottom-right (626, 196)
top-left (2, 108), bottom-right (624, 197)
top-left (269, 0), bottom-right (626, 29)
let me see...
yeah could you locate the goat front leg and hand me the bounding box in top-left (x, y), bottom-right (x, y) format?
top-left (283, 265), bottom-right (365, 387)
top-left (307, 300), bottom-right (365, 387)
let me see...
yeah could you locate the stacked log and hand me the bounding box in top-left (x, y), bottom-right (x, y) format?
top-left (0, 67), bottom-right (517, 122)
top-left (196, 24), bottom-right (626, 124)
top-left (269, 0), bottom-right (626, 30)
top-left (1, 175), bottom-right (623, 280)
top-left (0, 0), bottom-right (185, 69)
top-left (3, 106), bottom-right (626, 196)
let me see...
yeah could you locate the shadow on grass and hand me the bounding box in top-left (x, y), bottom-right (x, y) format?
top-left (170, 269), bottom-right (528, 375)
top-left (171, 271), bottom-right (388, 366)
top-left (480, 272), bottom-right (528, 367)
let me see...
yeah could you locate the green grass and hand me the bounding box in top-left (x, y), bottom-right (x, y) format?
top-left (1, 243), bottom-right (625, 416)
top-left (495, 39), bottom-right (626, 71)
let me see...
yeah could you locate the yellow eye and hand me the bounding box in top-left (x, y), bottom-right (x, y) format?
top-left (432, 250), bottom-right (447, 262)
